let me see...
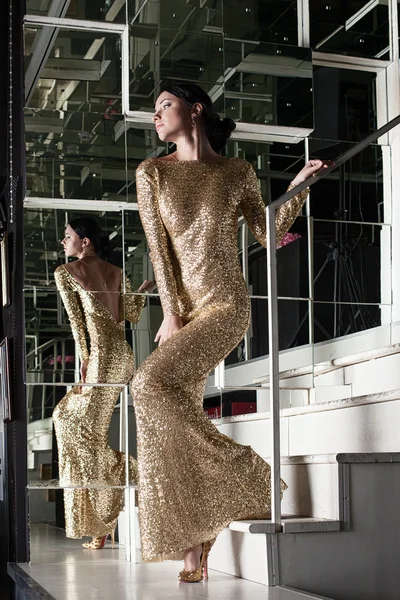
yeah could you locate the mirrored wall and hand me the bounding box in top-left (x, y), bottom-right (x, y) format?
top-left (23, 0), bottom-right (394, 562)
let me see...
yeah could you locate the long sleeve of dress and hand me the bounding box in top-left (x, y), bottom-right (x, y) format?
top-left (54, 265), bottom-right (90, 361)
top-left (122, 273), bottom-right (146, 324)
top-left (240, 162), bottom-right (309, 248)
top-left (136, 161), bottom-right (180, 316)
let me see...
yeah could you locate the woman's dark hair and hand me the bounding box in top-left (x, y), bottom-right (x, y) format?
top-left (68, 217), bottom-right (114, 260)
top-left (159, 81), bottom-right (236, 152)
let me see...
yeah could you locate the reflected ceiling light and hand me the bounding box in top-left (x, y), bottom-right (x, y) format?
top-left (109, 231), bottom-right (118, 240)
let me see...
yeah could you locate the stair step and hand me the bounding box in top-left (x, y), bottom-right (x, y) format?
top-left (229, 517), bottom-right (340, 534)
top-left (273, 587), bottom-right (334, 600)
top-left (282, 518), bottom-right (340, 533)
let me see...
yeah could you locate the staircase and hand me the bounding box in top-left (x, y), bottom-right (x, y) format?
top-left (208, 453), bottom-right (400, 600)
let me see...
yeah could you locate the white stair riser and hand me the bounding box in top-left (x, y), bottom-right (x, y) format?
top-left (281, 463), bottom-right (339, 520)
top-left (208, 527), bottom-right (272, 585)
top-left (217, 397), bottom-right (400, 458)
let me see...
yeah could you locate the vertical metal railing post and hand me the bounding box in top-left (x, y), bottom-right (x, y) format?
top-left (266, 204), bottom-right (281, 528)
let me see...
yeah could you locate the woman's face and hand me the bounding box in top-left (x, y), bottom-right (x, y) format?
top-left (153, 92), bottom-right (192, 142)
top-left (61, 225), bottom-right (86, 258)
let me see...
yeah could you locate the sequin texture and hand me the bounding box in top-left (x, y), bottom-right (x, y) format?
top-left (53, 265), bottom-right (145, 538)
top-left (133, 156), bottom-right (309, 562)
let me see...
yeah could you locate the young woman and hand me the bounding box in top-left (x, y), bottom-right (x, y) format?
top-left (132, 82), bottom-right (327, 581)
top-left (53, 217), bottom-right (154, 550)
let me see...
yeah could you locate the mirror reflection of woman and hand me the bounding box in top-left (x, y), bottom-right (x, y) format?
top-left (53, 218), bottom-right (155, 550)
top-left (132, 81), bottom-right (328, 581)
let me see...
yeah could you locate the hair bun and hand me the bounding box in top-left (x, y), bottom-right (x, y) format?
top-left (99, 233), bottom-right (116, 259)
top-left (99, 233), bottom-right (110, 249)
top-left (205, 114), bottom-right (236, 151)
top-left (221, 117), bottom-right (236, 134)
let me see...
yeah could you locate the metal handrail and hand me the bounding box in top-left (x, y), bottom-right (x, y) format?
top-left (267, 113), bottom-right (400, 528)
top-left (25, 337), bottom-right (68, 359)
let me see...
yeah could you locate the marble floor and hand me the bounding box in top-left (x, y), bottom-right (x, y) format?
top-left (18, 524), bottom-right (332, 600)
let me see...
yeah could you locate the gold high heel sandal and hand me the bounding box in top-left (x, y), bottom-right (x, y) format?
top-left (178, 539), bottom-right (215, 583)
top-left (82, 529), bottom-right (115, 550)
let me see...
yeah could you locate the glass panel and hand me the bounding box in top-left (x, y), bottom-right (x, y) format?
top-left (310, 0), bottom-right (389, 59)
top-left (225, 297), bottom-right (311, 364)
top-left (125, 126), bottom-right (167, 173)
top-left (26, 109), bottom-right (130, 201)
top-left (247, 215), bottom-right (309, 301)
top-left (24, 23), bottom-right (127, 200)
top-left (25, 26), bottom-right (123, 113)
top-left (215, 298), bottom-right (313, 417)
top-left (124, 292), bottom-right (154, 373)
top-left (226, 138), bottom-right (306, 179)
top-left (205, 388), bottom-right (257, 419)
top-left (27, 379), bottom-right (134, 560)
top-left (227, 138), bottom-right (313, 213)
top-left (24, 287), bottom-right (77, 385)
top-left (223, 41), bottom-right (313, 128)
top-left (26, 385), bottom-right (127, 482)
top-left (123, 209), bottom-right (154, 369)
top-left (311, 68), bottom-right (377, 145)
top-left (130, 0), bottom-right (223, 36)
top-left (308, 143), bottom-right (385, 224)
top-left (223, 0), bottom-right (298, 45)
top-left (312, 220), bottom-right (391, 306)
top-left (24, 208), bottom-right (124, 285)
top-left (129, 28), bottom-right (224, 111)
top-left (25, 109), bottom-right (129, 201)
top-left (26, 0), bottom-right (129, 24)
top-left (313, 301), bottom-right (387, 343)
top-left (123, 210), bottom-right (148, 289)
top-left (24, 207), bottom-right (152, 386)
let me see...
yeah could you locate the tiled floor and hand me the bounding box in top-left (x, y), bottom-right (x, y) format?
top-left (18, 524), bottom-right (331, 600)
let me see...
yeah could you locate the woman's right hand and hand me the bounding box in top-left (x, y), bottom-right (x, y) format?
top-left (155, 315), bottom-right (184, 346)
top-left (80, 358), bottom-right (89, 393)
top-left (138, 279), bottom-right (157, 294)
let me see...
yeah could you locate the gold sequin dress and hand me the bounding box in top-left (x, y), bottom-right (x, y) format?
top-left (133, 156), bottom-right (308, 562)
top-left (53, 265), bottom-right (145, 539)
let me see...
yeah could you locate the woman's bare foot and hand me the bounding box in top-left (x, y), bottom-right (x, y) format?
top-left (183, 544), bottom-right (202, 571)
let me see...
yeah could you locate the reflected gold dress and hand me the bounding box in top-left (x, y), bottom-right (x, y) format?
top-left (133, 156), bottom-right (308, 562)
top-left (53, 265), bottom-right (145, 539)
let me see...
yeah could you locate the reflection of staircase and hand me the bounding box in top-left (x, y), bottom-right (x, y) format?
top-left (206, 324), bottom-right (400, 410)
top-left (27, 418), bottom-right (53, 469)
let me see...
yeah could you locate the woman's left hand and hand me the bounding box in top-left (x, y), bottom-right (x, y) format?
top-left (291, 159), bottom-right (333, 186)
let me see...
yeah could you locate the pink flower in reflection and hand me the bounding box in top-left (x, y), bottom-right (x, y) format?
top-left (278, 232), bottom-right (301, 249)
top-left (48, 355), bottom-right (75, 365)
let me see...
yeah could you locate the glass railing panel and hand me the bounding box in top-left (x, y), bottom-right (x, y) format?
top-left (26, 0), bottom-right (129, 24)
top-left (223, 0), bottom-right (298, 45)
top-left (310, 0), bottom-right (389, 59)
top-left (312, 220), bottom-right (391, 307)
top-left (128, 26), bottom-right (225, 113)
top-left (223, 40), bottom-right (313, 128)
top-left (129, 0), bottom-right (222, 36)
